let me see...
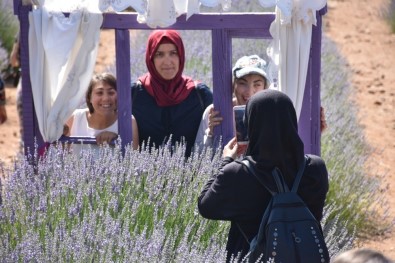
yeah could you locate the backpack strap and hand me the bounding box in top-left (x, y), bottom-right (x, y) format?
top-left (241, 155), bottom-right (307, 194)
top-left (194, 81), bottom-right (205, 110)
top-left (236, 223), bottom-right (251, 245)
top-left (241, 159), bottom-right (276, 196)
top-left (290, 155), bottom-right (307, 193)
top-left (271, 167), bottom-right (289, 193)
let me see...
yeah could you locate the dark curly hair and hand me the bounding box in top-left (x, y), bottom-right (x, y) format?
top-left (86, 73), bottom-right (117, 114)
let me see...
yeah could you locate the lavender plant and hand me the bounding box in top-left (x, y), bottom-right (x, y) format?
top-left (320, 35), bottom-right (392, 239)
top-left (0, 142), bottom-right (232, 261)
top-left (2, 2), bottom-right (391, 261)
top-left (0, 40), bottom-right (8, 72)
top-left (0, 138), bottom-right (358, 261)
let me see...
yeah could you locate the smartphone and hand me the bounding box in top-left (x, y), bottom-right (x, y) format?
top-left (233, 105), bottom-right (248, 145)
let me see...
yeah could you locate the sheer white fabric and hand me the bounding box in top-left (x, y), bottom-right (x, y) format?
top-left (135, 0), bottom-right (233, 28)
top-left (262, 0), bottom-right (327, 119)
top-left (29, 5), bottom-right (103, 142)
top-left (200, 0), bottom-right (231, 9)
top-left (99, 0), bottom-right (145, 13)
top-left (138, 0), bottom-right (177, 28)
top-left (136, 0), bottom-right (199, 28)
top-left (35, 0), bottom-right (99, 12)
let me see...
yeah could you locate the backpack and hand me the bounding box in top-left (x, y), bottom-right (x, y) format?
top-left (240, 156), bottom-right (330, 263)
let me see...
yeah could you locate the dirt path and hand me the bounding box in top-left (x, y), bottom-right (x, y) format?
top-left (0, 85), bottom-right (20, 163)
top-left (325, 0), bottom-right (395, 258)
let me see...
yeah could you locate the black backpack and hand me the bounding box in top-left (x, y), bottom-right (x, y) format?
top-left (240, 156), bottom-right (330, 263)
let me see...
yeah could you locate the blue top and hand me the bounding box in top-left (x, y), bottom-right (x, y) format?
top-left (131, 82), bottom-right (213, 156)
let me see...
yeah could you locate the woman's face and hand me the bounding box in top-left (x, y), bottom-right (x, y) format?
top-left (90, 81), bottom-right (117, 115)
top-left (234, 74), bottom-right (267, 105)
top-left (153, 43), bottom-right (180, 80)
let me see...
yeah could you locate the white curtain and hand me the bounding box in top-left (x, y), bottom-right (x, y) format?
top-left (136, 0), bottom-right (232, 28)
top-left (138, 0), bottom-right (200, 28)
top-left (262, 0), bottom-right (327, 119)
top-left (29, 5), bottom-right (103, 142)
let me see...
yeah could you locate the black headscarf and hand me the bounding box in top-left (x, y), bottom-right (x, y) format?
top-left (244, 89), bottom-right (305, 185)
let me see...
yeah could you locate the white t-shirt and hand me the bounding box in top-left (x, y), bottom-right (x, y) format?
top-left (70, 108), bottom-right (118, 156)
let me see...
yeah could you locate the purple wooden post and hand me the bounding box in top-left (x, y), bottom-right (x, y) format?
top-left (13, 0), bottom-right (19, 14)
top-left (212, 29), bottom-right (233, 146)
top-left (298, 7), bottom-right (327, 155)
top-left (115, 29), bottom-right (132, 151)
top-left (15, 1), bottom-right (44, 156)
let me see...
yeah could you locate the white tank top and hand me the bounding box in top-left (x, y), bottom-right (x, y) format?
top-left (70, 108), bottom-right (118, 156)
top-left (70, 108), bottom-right (118, 136)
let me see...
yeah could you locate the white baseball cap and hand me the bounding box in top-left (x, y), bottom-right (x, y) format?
top-left (232, 55), bottom-right (268, 80)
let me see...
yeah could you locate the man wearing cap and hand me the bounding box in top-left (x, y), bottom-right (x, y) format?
top-left (195, 54), bottom-right (269, 147)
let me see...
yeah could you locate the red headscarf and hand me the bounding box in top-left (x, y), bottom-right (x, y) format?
top-left (138, 30), bottom-right (196, 107)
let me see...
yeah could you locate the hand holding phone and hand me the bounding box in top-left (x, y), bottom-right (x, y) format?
top-left (233, 105), bottom-right (248, 145)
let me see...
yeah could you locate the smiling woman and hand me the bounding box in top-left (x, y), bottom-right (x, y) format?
top-left (64, 72), bottom-right (139, 154)
top-left (195, 54), bottom-right (269, 148)
top-left (131, 30), bottom-right (213, 157)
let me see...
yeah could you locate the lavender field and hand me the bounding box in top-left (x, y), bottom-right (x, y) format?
top-left (1, 0), bottom-right (393, 262)
top-left (0, 36), bottom-right (391, 260)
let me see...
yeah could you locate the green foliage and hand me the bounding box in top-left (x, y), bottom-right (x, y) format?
top-left (389, 0), bottom-right (395, 33)
top-left (0, 136), bottom-right (367, 261)
top-left (0, 0), bottom-right (18, 53)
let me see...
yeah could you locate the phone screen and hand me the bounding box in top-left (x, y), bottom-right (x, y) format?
top-left (233, 105), bottom-right (248, 145)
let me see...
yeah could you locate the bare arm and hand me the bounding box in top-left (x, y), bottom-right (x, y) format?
top-left (63, 116), bottom-right (74, 136)
top-left (10, 40), bottom-right (20, 68)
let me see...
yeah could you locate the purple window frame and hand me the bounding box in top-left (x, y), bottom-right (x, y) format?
top-left (13, 0), bottom-right (326, 156)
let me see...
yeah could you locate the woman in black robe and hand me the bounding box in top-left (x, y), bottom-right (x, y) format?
top-left (198, 89), bottom-right (329, 262)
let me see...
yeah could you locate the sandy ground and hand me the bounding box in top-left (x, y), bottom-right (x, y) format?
top-left (0, 85), bottom-right (20, 163)
top-left (325, 0), bottom-right (395, 258)
top-left (1, 1), bottom-right (395, 258)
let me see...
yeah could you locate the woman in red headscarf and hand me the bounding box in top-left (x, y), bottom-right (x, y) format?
top-left (131, 30), bottom-right (213, 156)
